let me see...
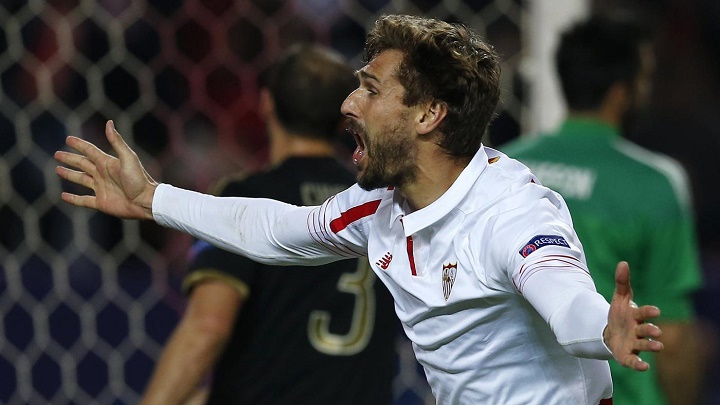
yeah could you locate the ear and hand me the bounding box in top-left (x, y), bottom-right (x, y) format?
top-left (416, 100), bottom-right (448, 135)
top-left (259, 88), bottom-right (274, 120)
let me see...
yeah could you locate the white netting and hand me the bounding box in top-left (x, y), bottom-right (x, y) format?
top-left (0, 0), bottom-right (526, 403)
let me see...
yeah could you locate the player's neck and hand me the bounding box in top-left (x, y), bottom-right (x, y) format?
top-left (568, 86), bottom-right (628, 129)
top-left (399, 147), bottom-right (469, 211)
top-left (568, 110), bottom-right (620, 129)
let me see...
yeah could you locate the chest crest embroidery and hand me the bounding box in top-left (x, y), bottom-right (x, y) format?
top-left (442, 262), bottom-right (458, 301)
top-left (376, 252), bottom-right (393, 270)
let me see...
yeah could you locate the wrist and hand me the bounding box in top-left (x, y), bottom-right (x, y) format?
top-left (139, 183), bottom-right (158, 220)
top-left (601, 325), bottom-right (613, 356)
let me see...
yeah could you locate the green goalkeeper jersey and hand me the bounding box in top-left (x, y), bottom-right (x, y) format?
top-left (502, 118), bottom-right (702, 405)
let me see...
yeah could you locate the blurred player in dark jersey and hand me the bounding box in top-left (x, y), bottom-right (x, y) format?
top-left (138, 43), bottom-right (399, 405)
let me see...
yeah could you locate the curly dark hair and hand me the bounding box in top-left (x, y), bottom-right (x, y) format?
top-left (364, 15), bottom-right (501, 158)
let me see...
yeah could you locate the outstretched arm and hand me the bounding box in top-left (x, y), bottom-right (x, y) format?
top-left (603, 261), bottom-right (664, 371)
top-left (56, 121), bottom-right (360, 266)
top-left (55, 120), bottom-right (157, 220)
top-left (522, 259), bottom-right (663, 369)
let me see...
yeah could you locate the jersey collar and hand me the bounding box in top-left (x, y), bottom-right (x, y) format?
top-left (555, 118), bottom-right (620, 139)
top-left (392, 145), bottom-right (489, 236)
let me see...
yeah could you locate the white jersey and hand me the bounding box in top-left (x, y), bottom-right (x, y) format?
top-left (154, 145), bottom-right (614, 404)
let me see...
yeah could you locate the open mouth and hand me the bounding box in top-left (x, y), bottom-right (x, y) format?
top-left (346, 123), bottom-right (366, 166)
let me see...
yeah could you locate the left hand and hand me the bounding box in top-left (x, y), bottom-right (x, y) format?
top-left (55, 120), bottom-right (157, 220)
top-left (603, 261), bottom-right (664, 371)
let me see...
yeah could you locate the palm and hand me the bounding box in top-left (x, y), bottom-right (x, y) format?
top-left (97, 149), bottom-right (147, 214)
top-left (55, 120), bottom-right (157, 220)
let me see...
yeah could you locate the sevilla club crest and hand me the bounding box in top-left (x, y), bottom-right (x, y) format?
top-left (442, 263), bottom-right (457, 301)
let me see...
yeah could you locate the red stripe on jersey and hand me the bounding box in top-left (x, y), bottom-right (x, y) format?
top-left (329, 199), bottom-right (382, 233)
top-left (406, 236), bottom-right (417, 276)
top-left (307, 206), bottom-right (360, 257)
top-left (599, 398), bottom-right (613, 405)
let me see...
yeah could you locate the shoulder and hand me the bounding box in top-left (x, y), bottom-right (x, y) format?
top-left (474, 181), bottom-right (583, 288)
top-left (469, 150), bottom-right (573, 249)
top-left (282, 157), bottom-right (355, 180)
top-left (304, 184), bottom-right (388, 255)
top-left (322, 185), bottom-right (393, 232)
top-left (211, 169), bottom-right (289, 198)
top-left (612, 139), bottom-right (688, 181)
top-left (498, 133), bottom-right (552, 159)
top-left (331, 184), bottom-right (393, 213)
top-left (480, 147), bottom-right (542, 194)
top-left (207, 171), bottom-right (252, 197)
top-left (612, 139), bottom-right (693, 209)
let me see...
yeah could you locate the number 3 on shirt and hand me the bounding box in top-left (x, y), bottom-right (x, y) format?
top-left (307, 260), bottom-right (376, 356)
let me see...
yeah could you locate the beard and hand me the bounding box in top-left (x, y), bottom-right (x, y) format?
top-left (350, 115), bottom-right (418, 191)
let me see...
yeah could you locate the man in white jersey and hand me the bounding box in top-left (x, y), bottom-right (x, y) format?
top-left (55, 15), bottom-right (664, 405)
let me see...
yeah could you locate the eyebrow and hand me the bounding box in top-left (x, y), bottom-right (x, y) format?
top-left (355, 69), bottom-right (382, 84)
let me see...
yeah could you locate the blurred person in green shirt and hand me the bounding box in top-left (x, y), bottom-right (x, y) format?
top-left (502, 15), bottom-right (704, 405)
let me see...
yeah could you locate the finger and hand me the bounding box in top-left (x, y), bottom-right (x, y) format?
top-left (620, 354), bottom-right (650, 371)
top-left (105, 120), bottom-right (137, 163)
top-left (613, 261), bottom-right (632, 298)
top-left (61, 192), bottom-right (97, 209)
top-left (635, 322), bottom-right (662, 339)
top-left (55, 151), bottom-right (98, 176)
top-left (634, 338), bottom-right (664, 353)
top-left (65, 135), bottom-right (113, 163)
top-left (635, 305), bottom-right (661, 321)
top-left (54, 150), bottom-right (76, 166)
top-left (56, 166), bottom-right (95, 190)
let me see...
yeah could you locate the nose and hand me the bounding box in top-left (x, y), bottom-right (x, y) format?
top-left (341, 88), bottom-right (360, 118)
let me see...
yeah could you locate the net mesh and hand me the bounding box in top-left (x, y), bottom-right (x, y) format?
top-left (0, 0), bottom-right (525, 403)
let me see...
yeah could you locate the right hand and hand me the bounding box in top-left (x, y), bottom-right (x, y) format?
top-left (55, 120), bottom-right (158, 220)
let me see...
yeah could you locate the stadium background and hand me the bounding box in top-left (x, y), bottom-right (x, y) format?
top-left (1, 0), bottom-right (719, 403)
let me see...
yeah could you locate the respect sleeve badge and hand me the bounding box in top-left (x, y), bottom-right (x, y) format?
top-left (519, 235), bottom-right (569, 258)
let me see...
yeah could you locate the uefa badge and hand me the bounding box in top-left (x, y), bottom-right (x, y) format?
top-left (442, 263), bottom-right (457, 301)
